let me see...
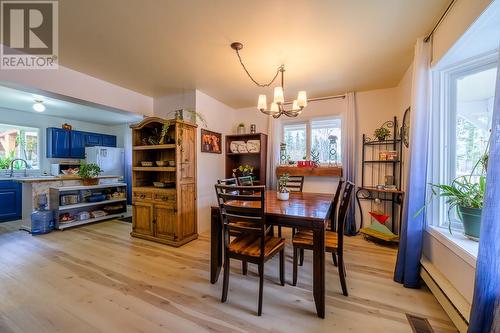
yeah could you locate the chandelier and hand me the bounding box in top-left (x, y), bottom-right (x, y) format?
top-left (230, 42), bottom-right (307, 118)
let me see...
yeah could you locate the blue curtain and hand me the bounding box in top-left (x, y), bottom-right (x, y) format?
top-left (468, 57), bottom-right (500, 333)
top-left (394, 38), bottom-right (431, 288)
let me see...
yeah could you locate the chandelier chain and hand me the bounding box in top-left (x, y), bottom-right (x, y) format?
top-left (235, 49), bottom-right (284, 87)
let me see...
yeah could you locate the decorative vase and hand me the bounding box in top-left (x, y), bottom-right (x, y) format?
top-left (237, 126), bottom-right (245, 135)
top-left (277, 192), bottom-right (289, 201)
top-left (457, 206), bottom-right (482, 241)
top-left (82, 178), bottom-right (99, 186)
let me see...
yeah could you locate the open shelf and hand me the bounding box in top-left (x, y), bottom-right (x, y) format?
top-left (59, 198), bottom-right (127, 211)
top-left (226, 152), bottom-right (261, 156)
top-left (364, 160), bottom-right (400, 163)
top-left (51, 183), bottom-right (127, 192)
top-left (360, 186), bottom-right (405, 194)
top-left (364, 139), bottom-right (401, 145)
top-left (133, 144), bottom-right (176, 150)
top-left (133, 167), bottom-right (176, 172)
top-left (56, 212), bottom-right (126, 230)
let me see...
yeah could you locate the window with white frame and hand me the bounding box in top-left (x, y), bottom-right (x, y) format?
top-left (430, 53), bottom-right (497, 231)
top-left (0, 124), bottom-right (40, 170)
top-left (282, 117), bottom-right (341, 164)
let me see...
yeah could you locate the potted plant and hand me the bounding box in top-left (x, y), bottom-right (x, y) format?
top-left (278, 173), bottom-right (290, 201)
top-left (374, 127), bottom-right (391, 141)
top-left (423, 153), bottom-right (487, 241)
top-left (237, 123), bottom-right (246, 135)
top-left (78, 161), bottom-right (102, 186)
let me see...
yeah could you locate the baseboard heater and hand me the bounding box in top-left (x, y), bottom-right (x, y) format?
top-left (420, 258), bottom-right (470, 333)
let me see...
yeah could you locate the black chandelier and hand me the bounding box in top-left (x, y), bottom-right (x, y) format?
top-left (230, 42), bottom-right (307, 118)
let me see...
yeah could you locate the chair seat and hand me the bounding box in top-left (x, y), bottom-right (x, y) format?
top-left (292, 230), bottom-right (338, 251)
top-left (229, 234), bottom-right (285, 258)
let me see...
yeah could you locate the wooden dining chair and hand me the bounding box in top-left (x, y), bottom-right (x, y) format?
top-left (292, 181), bottom-right (354, 296)
top-left (286, 176), bottom-right (305, 192)
top-left (215, 184), bottom-right (285, 316)
top-left (237, 176), bottom-right (254, 186)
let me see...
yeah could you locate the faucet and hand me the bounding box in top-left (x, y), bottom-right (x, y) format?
top-left (10, 158), bottom-right (29, 177)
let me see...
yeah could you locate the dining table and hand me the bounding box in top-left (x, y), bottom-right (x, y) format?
top-left (210, 190), bottom-right (333, 318)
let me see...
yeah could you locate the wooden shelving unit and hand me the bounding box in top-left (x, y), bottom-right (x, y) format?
top-left (276, 166), bottom-right (343, 177)
top-left (130, 117), bottom-right (198, 247)
top-left (225, 133), bottom-right (268, 185)
top-left (49, 183), bottom-right (127, 230)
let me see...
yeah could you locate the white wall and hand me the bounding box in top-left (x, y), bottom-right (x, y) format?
top-left (0, 107), bottom-right (126, 176)
top-left (0, 65), bottom-right (153, 116)
top-left (154, 91), bottom-right (196, 117)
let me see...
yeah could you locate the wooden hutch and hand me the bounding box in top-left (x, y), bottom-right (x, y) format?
top-left (130, 117), bottom-right (197, 247)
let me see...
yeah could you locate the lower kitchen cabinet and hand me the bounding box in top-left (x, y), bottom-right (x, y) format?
top-left (0, 181), bottom-right (22, 222)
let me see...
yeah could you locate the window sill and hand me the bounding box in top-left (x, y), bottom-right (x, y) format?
top-left (426, 225), bottom-right (478, 268)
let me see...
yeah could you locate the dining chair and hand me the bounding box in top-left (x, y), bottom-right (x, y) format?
top-left (286, 175), bottom-right (305, 192)
top-left (237, 176), bottom-right (254, 186)
top-left (215, 184), bottom-right (286, 316)
top-left (291, 181), bottom-right (354, 296)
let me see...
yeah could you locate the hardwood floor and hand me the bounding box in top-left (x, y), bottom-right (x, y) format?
top-left (0, 220), bottom-right (457, 333)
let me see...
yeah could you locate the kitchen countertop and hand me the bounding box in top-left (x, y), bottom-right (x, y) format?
top-left (0, 175), bottom-right (122, 183)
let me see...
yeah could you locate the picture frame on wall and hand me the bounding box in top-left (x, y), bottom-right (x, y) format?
top-left (201, 129), bottom-right (222, 154)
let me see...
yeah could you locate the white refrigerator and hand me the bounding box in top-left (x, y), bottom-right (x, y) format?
top-left (85, 146), bottom-right (125, 177)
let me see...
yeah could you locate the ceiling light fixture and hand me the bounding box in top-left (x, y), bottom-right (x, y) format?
top-left (230, 42), bottom-right (307, 118)
top-left (33, 100), bottom-right (46, 112)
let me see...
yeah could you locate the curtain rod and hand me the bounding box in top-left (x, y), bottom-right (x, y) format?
top-left (283, 93), bottom-right (346, 105)
top-left (424, 0), bottom-right (456, 43)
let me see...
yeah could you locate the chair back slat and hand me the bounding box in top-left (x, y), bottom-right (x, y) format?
top-left (237, 176), bottom-right (254, 186)
top-left (329, 179), bottom-right (345, 232)
top-left (285, 175), bottom-right (304, 192)
top-left (335, 181), bottom-right (355, 252)
top-left (215, 185), bottom-right (266, 252)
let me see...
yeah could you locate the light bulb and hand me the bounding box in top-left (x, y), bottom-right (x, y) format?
top-left (292, 100), bottom-right (299, 110)
top-left (273, 86), bottom-right (284, 104)
top-left (297, 91), bottom-right (307, 108)
top-left (33, 101), bottom-right (45, 112)
top-left (257, 94), bottom-right (267, 110)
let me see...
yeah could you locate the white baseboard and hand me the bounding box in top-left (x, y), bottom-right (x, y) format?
top-left (421, 257), bottom-right (470, 333)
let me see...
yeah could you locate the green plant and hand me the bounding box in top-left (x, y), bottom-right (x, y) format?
top-left (78, 161), bottom-right (102, 179)
top-left (0, 151), bottom-right (15, 170)
top-left (278, 173), bottom-right (290, 193)
top-left (169, 109), bottom-right (207, 127)
top-left (374, 127), bottom-right (391, 140)
top-left (233, 164), bottom-right (254, 176)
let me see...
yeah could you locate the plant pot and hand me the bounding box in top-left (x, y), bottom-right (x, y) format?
top-left (377, 136), bottom-right (386, 141)
top-left (277, 192), bottom-right (289, 201)
top-left (457, 206), bottom-right (482, 241)
top-left (82, 178), bottom-right (99, 186)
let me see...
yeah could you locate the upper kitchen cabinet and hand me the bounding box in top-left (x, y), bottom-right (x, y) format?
top-left (46, 128), bottom-right (70, 158)
top-left (70, 131), bottom-right (85, 159)
top-left (84, 132), bottom-right (102, 146)
top-left (101, 134), bottom-right (117, 147)
top-left (46, 128), bottom-right (117, 159)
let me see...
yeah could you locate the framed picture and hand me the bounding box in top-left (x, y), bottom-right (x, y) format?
top-left (201, 129), bottom-right (222, 154)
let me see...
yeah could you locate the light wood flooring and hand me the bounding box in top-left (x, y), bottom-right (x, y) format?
top-left (0, 220), bottom-right (457, 333)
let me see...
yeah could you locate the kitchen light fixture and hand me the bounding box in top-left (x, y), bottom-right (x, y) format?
top-left (33, 100), bottom-right (45, 112)
top-left (230, 42), bottom-right (307, 118)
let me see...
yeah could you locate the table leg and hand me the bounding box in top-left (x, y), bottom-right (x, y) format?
top-left (313, 226), bottom-right (325, 318)
top-left (210, 207), bottom-right (222, 284)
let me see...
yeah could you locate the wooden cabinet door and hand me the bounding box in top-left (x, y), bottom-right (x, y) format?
top-left (178, 125), bottom-right (196, 182)
top-left (154, 204), bottom-right (176, 240)
top-left (178, 183), bottom-right (196, 239)
top-left (132, 202), bottom-right (154, 236)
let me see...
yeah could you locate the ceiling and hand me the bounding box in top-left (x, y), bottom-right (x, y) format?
top-left (0, 85), bottom-right (144, 125)
top-left (59, 0), bottom-right (448, 108)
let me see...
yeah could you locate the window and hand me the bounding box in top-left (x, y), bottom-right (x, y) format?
top-left (282, 117), bottom-right (341, 164)
top-left (430, 54), bottom-right (497, 230)
top-left (0, 124), bottom-right (39, 170)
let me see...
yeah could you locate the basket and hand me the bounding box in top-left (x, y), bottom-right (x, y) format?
top-left (82, 178), bottom-right (99, 186)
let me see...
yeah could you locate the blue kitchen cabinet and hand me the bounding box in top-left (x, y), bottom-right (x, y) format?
top-left (102, 134), bottom-right (117, 147)
top-left (70, 131), bottom-right (86, 158)
top-left (0, 181), bottom-right (22, 222)
top-left (46, 128), bottom-right (70, 158)
top-left (84, 133), bottom-right (102, 146)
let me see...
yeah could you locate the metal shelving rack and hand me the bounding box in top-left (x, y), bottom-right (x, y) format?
top-left (356, 116), bottom-right (405, 234)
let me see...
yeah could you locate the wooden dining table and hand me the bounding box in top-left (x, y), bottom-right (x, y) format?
top-left (210, 190), bottom-right (333, 318)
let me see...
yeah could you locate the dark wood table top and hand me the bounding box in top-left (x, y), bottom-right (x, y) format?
top-left (225, 190), bottom-right (333, 223)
